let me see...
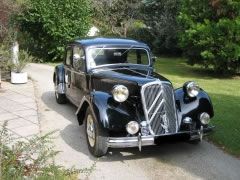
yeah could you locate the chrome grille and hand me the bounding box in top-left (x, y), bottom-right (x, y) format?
top-left (141, 81), bottom-right (178, 135)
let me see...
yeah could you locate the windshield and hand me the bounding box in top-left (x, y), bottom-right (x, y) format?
top-left (87, 47), bottom-right (150, 69)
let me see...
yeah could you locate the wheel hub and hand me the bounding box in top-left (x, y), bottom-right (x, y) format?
top-left (87, 114), bottom-right (95, 147)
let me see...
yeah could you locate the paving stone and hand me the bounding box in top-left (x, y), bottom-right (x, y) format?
top-left (6, 118), bottom-right (35, 129)
top-left (22, 102), bottom-right (37, 110)
top-left (0, 108), bottom-right (7, 113)
top-left (24, 115), bottom-right (39, 124)
top-left (13, 109), bottom-right (37, 117)
top-left (0, 112), bottom-right (18, 121)
top-left (13, 124), bottom-right (39, 137)
top-left (0, 81), bottom-right (40, 140)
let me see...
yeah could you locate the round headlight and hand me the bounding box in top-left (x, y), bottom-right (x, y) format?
top-left (126, 121), bottom-right (140, 135)
top-left (185, 81), bottom-right (200, 97)
top-left (200, 112), bottom-right (210, 125)
top-left (112, 85), bottom-right (129, 102)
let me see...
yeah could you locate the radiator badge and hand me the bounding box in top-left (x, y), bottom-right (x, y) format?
top-left (161, 113), bottom-right (169, 133)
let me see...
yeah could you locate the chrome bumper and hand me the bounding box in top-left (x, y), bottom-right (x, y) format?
top-left (108, 135), bottom-right (155, 149)
top-left (108, 126), bottom-right (214, 150)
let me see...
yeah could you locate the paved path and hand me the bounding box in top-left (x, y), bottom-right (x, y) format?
top-left (0, 80), bottom-right (40, 140)
top-left (25, 63), bottom-right (240, 180)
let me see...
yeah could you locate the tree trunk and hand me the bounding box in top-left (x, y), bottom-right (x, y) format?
top-left (12, 41), bottom-right (19, 65)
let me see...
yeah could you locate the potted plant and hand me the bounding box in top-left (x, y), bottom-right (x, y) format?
top-left (11, 50), bottom-right (33, 84)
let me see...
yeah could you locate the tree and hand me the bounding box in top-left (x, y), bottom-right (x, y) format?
top-left (141, 0), bottom-right (181, 54)
top-left (178, 0), bottom-right (240, 74)
top-left (91, 0), bottom-right (141, 37)
top-left (17, 0), bottom-right (91, 61)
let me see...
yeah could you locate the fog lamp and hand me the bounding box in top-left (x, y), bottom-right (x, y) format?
top-left (183, 117), bottom-right (192, 124)
top-left (126, 121), bottom-right (140, 135)
top-left (200, 112), bottom-right (210, 125)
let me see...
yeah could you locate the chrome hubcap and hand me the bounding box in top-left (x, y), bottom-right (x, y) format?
top-left (87, 114), bottom-right (95, 147)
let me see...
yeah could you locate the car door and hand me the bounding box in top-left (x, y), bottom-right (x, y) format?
top-left (64, 46), bottom-right (74, 101)
top-left (72, 45), bottom-right (87, 106)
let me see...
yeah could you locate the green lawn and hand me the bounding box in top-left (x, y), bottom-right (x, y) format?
top-left (155, 57), bottom-right (240, 157)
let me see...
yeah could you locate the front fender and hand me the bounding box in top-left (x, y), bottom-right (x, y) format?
top-left (90, 91), bottom-right (138, 133)
top-left (175, 87), bottom-right (214, 123)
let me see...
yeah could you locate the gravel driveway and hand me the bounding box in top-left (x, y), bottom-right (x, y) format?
top-left (25, 63), bottom-right (240, 180)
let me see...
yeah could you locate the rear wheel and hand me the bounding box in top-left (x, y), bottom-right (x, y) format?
top-left (54, 75), bottom-right (67, 104)
top-left (85, 107), bottom-right (108, 157)
top-left (55, 91), bottom-right (67, 104)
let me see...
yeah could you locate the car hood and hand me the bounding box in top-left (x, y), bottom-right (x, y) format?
top-left (91, 68), bottom-right (171, 95)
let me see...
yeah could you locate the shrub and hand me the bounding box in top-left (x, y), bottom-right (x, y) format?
top-left (16, 0), bottom-right (91, 61)
top-left (178, 0), bottom-right (240, 74)
top-left (0, 122), bottom-right (95, 179)
top-left (141, 0), bottom-right (181, 55)
top-left (11, 50), bottom-right (35, 73)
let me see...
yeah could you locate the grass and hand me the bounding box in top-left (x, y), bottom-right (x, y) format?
top-left (154, 57), bottom-right (240, 157)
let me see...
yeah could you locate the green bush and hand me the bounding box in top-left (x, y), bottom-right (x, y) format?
top-left (0, 45), bottom-right (11, 71)
top-left (141, 0), bottom-right (181, 55)
top-left (11, 50), bottom-right (35, 73)
top-left (16, 0), bottom-right (91, 61)
top-left (0, 122), bottom-right (78, 179)
top-left (178, 0), bottom-right (240, 74)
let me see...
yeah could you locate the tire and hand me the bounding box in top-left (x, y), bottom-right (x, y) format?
top-left (85, 107), bottom-right (108, 157)
top-left (55, 91), bottom-right (67, 104)
top-left (54, 75), bottom-right (67, 104)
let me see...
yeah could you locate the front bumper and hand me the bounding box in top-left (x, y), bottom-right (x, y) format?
top-left (108, 126), bottom-right (214, 150)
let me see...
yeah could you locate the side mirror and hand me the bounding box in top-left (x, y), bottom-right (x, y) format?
top-left (152, 56), bottom-right (157, 62)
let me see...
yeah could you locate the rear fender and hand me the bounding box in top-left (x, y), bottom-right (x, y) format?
top-left (53, 64), bottom-right (66, 94)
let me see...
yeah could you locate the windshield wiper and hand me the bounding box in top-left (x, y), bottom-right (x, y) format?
top-left (120, 45), bottom-right (134, 57)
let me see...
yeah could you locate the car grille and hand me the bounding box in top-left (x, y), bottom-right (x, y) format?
top-left (141, 81), bottom-right (178, 135)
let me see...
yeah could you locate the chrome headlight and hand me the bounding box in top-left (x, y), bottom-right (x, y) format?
top-left (200, 112), bottom-right (210, 125)
top-left (126, 121), bottom-right (140, 135)
top-left (184, 81), bottom-right (200, 97)
top-left (112, 85), bottom-right (129, 102)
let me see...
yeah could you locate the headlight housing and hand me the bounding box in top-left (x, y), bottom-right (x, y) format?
top-left (200, 112), bottom-right (210, 125)
top-left (184, 81), bottom-right (200, 97)
top-left (126, 121), bottom-right (140, 135)
top-left (112, 85), bottom-right (129, 102)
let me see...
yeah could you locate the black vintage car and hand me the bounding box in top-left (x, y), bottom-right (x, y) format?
top-left (53, 38), bottom-right (214, 157)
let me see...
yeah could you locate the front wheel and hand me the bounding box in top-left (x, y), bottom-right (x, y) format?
top-left (85, 107), bottom-right (108, 157)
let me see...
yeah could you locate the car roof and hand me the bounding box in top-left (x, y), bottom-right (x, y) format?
top-left (73, 37), bottom-right (150, 49)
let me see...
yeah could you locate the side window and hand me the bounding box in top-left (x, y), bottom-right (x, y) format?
top-left (65, 48), bottom-right (72, 66)
top-left (73, 46), bottom-right (85, 71)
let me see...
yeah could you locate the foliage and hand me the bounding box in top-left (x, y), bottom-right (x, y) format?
top-left (11, 50), bottom-right (34, 73)
top-left (141, 0), bottom-right (181, 55)
top-left (16, 0), bottom-right (91, 61)
top-left (0, 45), bottom-right (11, 68)
top-left (0, 0), bottom-right (24, 43)
top-left (0, 121), bottom-right (97, 179)
top-left (155, 57), bottom-right (240, 156)
top-left (178, 0), bottom-right (240, 74)
top-left (91, 0), bottom-right (141, 37)
top-left (0, 122), bottom-right (78, 179)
